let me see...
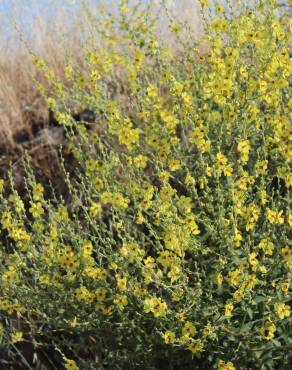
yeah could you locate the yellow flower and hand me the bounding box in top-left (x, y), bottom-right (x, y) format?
top-left (177, 196), bottom-right (193, 213)
top-left (32, 183), bottom-right (44, 201)
top-left (281, 246), bottom-right (292, 267)
top-left (260, 321), bottom-right (276, 340)
top-left (182, 321), bottom-right (196, 337)
top-left (216, 153), bottom-right (233, 176)
top-left (167, 265), bottom-right (181, 283)
top-left (94, 178), bottom-right (104, 190)
top-left (233, 289), bottom-right (244, 302)
top-left (265, 208), bottom-right (284, 224)
top-left (146, 84), bottom-right (158, 98)
top-left (281, 282), bottom-right (289, 293)
top-left (95, 287), bottom-right (107, 302)
top-left (248, 252), bottom-right (259, 270)
top-left (288, 213), bottom-right (292, 227)
top-left (96, 304), bottom-right (113, 316)
top-left (133, 155), bottom-right (148, 169)
top-left (90, 69), bottom-right (101, 82)
top-left (114, 295), bottom-right (128, 310)
top-left (9, 227), bottom-right (31, 242)
top-left (274, 303), bottom-right (291, 320)
top-left (258, 80), bottom-right (268, 92)
top-left (95, 267), bottom-right (108, 281)
top-left (184, 214), bottom-right (200, 235)
top-left (120, 6), bottom-right (129, 13)
top-left (0, 179), bottom-right (4, 193)
top-left (217, 272), bottom-right (223, 286)
top-left (132, 282), bottom-right (147, 298)
top-left (203, 323), bottom-right (213, 337)
top-left (64, 65), bottom-right (73, 79)
top-left (29, 202), bottom-right (44, 218)
top-left (237, 140), bottom-right (250, 163)
top-left (259, 266), bottom-right (267, 274)
top-left (58, 247), bottom-right (80, 272)
top-left (69, 317), bottom-right (78, 328)
top-left (143, 256), bottom-right (155, 268)
top-left (55, 111), bottom-right (72, 126)
top-left (181, 92), bottom-right (192, 105)
top-left (116, 275), bottom-right (127, 291)
top-left (89, 202), bottom-right (102, 217)
top-left (215, 2), bottom-right (224, 14)
top-left (11, 331), bottom-right (23, 344)
top-left (64, 359), bottom-right (79, 370)
top-left (255, 160), bottom-right (268, 175)
top-left (216, 152), bottom-right (227, 167)
top-left (117, 125), bottom-right (140, 151)
top-left (175, 312), bottom-right (186, 321)
top-left (143, 296), bottom-right (167, 318)
top-left (75, 286), bottom-right (94, 303)
top-left (2, 268), bottom-right (19, 285)
top-left (168, 158), bottom-right (181, 171)
top-left (228, 269), bottom-right (243, 286)
top-left (258, 239), bottom-right (274, 255)
top-left (54, 205), bottom-right (69, 223)
top-left (160, 110), bottom-right (179, 133)
top-left (236, 172), bottom-right (254, 191)
top-left (187, 339), bottom-right (204, 354)
top-left (136, 210), bottom-right (144, 224)
top-left (232, 228), bottom-right (242, 247)
top-left (159, 171), bottom-right (171, 183)
top-left (120, 242), bottom-right (144, 263)
top-left (246, 274), bottom-right (258, 290)
top-left (163, 330), bottom-right (175, 344)
top-left (83, 241), bottom-right (93, 255)
top-left (218, 360), bottom-right (236, 370)
top-left (112, 193), bottom-right (129, 209)
top-left (225, 303), bottom-right (234, 317)
top-left (199, 0), bottom-right (209, 7)
top-left (222, 165), bottom-right (233, 176)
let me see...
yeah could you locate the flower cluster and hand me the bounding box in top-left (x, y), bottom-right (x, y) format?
top-left (0, 0), bottom-right (291, 369)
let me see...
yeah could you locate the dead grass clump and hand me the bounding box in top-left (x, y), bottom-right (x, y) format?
top-left (0, 0), bottom-right (203, 150)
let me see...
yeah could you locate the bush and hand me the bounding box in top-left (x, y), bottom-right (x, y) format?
top-left (0, 1), bottom-right (291, 369)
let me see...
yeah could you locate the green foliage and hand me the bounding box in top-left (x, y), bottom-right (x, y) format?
top-left (0, 1), bottom-right (291, 369)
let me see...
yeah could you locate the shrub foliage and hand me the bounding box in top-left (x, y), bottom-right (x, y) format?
top-left (0, 1), bottom-right (291, 369)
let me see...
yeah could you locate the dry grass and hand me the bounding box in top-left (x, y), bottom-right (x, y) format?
top-left (0, 0), bottom-right (87, 148)
top-left (0, 0), bottom-right (203, 149)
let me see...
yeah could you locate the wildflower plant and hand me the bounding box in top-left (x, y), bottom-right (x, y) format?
top-left (0, 0), bottom-right (291, 369)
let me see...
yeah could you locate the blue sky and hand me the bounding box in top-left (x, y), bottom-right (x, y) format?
top-left (0, 0), bottom-right (83, 47)
top-left (0, 0), bottom-right (158, 48)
